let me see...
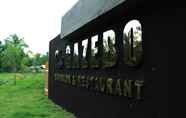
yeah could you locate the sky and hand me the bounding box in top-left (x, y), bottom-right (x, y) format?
top-left (0, 0), bottom-right (141, 55)
top-left (0, 0), bottom-right (78, 54)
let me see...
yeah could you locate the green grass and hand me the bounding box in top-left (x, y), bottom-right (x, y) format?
top-left (0, 73), bottom-right (75, 118)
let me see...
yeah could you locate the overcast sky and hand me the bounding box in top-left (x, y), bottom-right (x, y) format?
top-left (0, 0), bottom-right (78, 54)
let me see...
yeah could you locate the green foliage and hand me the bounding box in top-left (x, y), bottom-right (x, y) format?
top-left (32, 53), bottom-right (48, 66)
top-left (0, 73), bottom-right (75, 118)
top-left (0, 41), bottom-right (4, 71)
top-left (1, 34), bottom-right (27, 72)
top-left (0, 34), bottom-right (48, 72)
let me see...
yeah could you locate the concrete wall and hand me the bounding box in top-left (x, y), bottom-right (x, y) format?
top-left (61, 0), bottom-right (126, 38)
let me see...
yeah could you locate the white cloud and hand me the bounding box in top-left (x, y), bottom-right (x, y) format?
top-left (0, 0), bottom-right (78, 54)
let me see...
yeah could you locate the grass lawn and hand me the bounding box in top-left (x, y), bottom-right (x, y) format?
top-left (0, 73), bottom-right (75, 118)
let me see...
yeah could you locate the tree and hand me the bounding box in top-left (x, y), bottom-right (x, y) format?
top-left (32, 53), bottom-right (48, 66)
top-left (0, 34), bottom-right (49, 72)
top-left (0, 41), bottom-right (4, 71)
top-left (1, 34), bottom-right (28, 72)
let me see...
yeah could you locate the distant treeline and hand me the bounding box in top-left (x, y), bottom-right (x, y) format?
top-left (0, 34), bottom-right (48, 72)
